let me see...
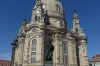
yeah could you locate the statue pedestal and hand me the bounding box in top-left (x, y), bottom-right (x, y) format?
top-left (45, 61), bottom-right (53, 66)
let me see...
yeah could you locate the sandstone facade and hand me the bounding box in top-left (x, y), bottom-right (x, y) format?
top-left (11, 0), bottom-right (89, 66)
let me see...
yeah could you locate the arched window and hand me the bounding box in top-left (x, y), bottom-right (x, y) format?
top-left (60, 22), bottom-right (63, 27)
top-left (56, 5), bottom-right (60, 12)
top-left (35, 16), bottom-right (37, 21)
top-left (35, 13), bottom-right (40, 22)
top-left (76, 28), bottom-right (78, 34)
top-left (64, 43), bottom-right (68, 65)
top-left (64, 43), bottom-right (68, 54)
top-left (31, 39), bottom-right (37, 51)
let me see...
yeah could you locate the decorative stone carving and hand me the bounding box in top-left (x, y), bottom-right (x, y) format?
top-left (48, 11), bottom-right (63, 19)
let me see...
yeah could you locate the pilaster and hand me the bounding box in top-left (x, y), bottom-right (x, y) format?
top-left (78, 40), bottom-right (89, 66)
top-left (36, 31), bottom-right (45, 66)
top-left (73, 42), bottom-right (77, 66)
top-left (68, 36), bottom-right (77, 66)
top-left (59, 34), bottom-right (64, 65)
top-left (22, 37), bottom-right (28, 66)
top-left (67, 40), bottom-right (73, 65)
top-left (52, 33), bottom-right (64, 66)
top-left (11, 43), bottom-right (16, 66)
top-left (53, 33), bottom-right (60, 66)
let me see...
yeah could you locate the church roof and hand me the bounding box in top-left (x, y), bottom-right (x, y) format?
top-left (0, 60), bottom-right (11, 66)
top-left (92, 53), bottom-right (100, 62)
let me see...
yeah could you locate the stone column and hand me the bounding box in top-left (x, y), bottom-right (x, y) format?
top-left (68, 38), bottom-right (77, 66)
top-left (78, 43), bottom-right (83, 66)
top-left (52, 33), bottom-right (60, 66)
top-left (14, 47), bottom-right (18, 66)
top-left (73, 42), bottom-right (77, 66)
top-left (22, 37), bottom-right (28, 66)
top-left (16, 37), bottom-right (25, 66)
top-left (68, 40), bottom-right (74, 66)
top-left (59, 34), bottom-right (64, 66)
top-left (52, 34), bottom-right (56, 65)
top-left (36, 31), bottom-right (45, 66)
top-left (11, 46), bottom-right (15, 66)
top-left (79, 40), bottom-right (89, 66)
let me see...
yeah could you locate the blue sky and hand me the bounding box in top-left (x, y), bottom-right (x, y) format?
top-left (0, 0), bottom-right (100, 60)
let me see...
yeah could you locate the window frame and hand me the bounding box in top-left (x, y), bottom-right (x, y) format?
top-left (56, 5), bottom-right (60, 12)
top-left (31, 52), bottom-right (36, 63)
top-left (31, 39), bottom-right (37, 51)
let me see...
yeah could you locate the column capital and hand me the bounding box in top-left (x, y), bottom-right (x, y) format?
top-left (79, 40), bottom-right (86, 43)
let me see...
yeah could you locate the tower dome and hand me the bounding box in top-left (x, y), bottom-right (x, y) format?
top-left (42, 0), bottom-right (64, 18)
top-left (33, 0), bottom-right (65, 19)
top-left (41, 0), bottom-right (63, 12)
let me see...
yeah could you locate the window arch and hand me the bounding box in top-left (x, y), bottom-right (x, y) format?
top-left (31, 39), bottom-right (37, 51)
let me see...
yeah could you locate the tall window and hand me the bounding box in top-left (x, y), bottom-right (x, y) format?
top-left (35, 15), bottom-right (40, 22)
top-left (76, 28), bottom-right (78, 34)
top-left (56, 5), bottom-right (60, 12)
top-left (60, 22), bottom-right (63, 27)
top-left (35, 16), bottom-right (37, 21)
top-left (64, 43), bottom-right (68, 65)
top-left (31, 39), bottom-right (37, 51)
top-left (64, 43), bottom-right (68, 54)
top-left (31, 52), bottom-right (36, 63)
top-left (76, 46), bottom-right (80, 66)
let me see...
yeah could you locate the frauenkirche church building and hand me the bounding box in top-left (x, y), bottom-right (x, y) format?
top-left (11, 0), bottom-right (89, 66)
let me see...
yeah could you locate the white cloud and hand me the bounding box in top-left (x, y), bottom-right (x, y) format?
top-left (0, 53), bottom-right (11, 60)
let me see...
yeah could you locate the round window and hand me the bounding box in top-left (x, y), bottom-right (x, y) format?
top-left (32, 27), bottom-right (37, 33)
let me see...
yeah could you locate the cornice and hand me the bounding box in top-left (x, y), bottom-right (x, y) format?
top-left (24, 24), bottom-right (40, 31)
top-left (67, 28), bottom-right (76, 36)
top-left (76, 36), bottom-right (87, 40)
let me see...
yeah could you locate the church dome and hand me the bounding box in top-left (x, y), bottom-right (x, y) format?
top-left (41, 0), bottom-right (64, 19)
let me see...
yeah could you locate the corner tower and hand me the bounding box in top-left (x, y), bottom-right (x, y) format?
top-left (72, 10), bottom-right (85, 36)
top-left (72, 10), bottom-right (89, 66)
